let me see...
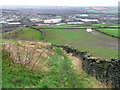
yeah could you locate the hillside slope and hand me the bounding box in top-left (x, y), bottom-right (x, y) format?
top-left (3, 27), bottom-right (43, 41)
top-left (2, 40), bottom-right (105, 88)
top-left (2, 24), bottom-right (117, 88)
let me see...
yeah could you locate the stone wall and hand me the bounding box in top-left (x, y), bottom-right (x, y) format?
top-left (52, 44), bottom-right (120, 88)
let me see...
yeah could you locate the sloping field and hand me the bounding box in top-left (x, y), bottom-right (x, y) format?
top-left (91, 24), bottom-right (111, 27)
top-left (2, 24), bottom-right (119, 88)
top-left (108, 24), bottom-right (119, 27)
top-left (3, 24), bottom-right (119, 59)
top-left (44, 29), bottom-right (118, 59)
top-left (3, 27), bottom-right (43, 41)
top-left (2, 40), bottom-right (103, 88)
top-left (97, 28), bottom-right (118, 37)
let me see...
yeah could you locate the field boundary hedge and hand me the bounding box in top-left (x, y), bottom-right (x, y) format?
top-left (52, 44), bottom-right (120, 88)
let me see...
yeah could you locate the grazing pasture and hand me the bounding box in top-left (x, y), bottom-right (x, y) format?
top-left (44, 28), bottom-right (118, 59)
top-left (33, 24), bottom-right (117, 29)
top-left (33, 24), bottom-right (91, 29)
top-left (3, 24), bottom-right (119, 59)
top-left (97, 28), bottom-right (118, 37)
top-left (3, 27), bottom-right (43, 41)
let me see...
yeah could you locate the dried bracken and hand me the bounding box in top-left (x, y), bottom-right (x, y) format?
top-left (3, 41), bottom-right (55, 72)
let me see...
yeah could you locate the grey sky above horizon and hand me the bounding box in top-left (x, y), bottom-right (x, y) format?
top-left (0, 0), bottom-right (119, 6)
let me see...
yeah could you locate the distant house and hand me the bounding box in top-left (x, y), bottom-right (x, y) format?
top-left (6, 19), bottom-right (21, 25)
top-left (44, 19), bottom-right (62, 24)
top-left (6, 19), bottom-right (14, 22)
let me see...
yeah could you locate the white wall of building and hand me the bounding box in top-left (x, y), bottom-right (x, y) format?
top-left (44, 19), bottom-right (62, 23)
top-left (67, 22), bottom-right (84, 24)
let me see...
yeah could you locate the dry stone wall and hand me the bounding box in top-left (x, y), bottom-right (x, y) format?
top-left (29, 26), bottom-right (120, 88)
top-left (52, 44), bottom-right (120, 88)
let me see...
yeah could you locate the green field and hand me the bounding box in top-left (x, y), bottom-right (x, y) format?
top-left (91, 24), bottom-right (119, 28)
top-left (33, 24), bottom-right (118, 29)
top-left (88, 14), bottom-right (116, 17)
top-left (33, 24), bottom-right (91, 29)
top-left (108, 24), bottom-right (119, 27)
top-left (3, 27), bottom-right (43, 41)
top-left (97, 28), bottom-right (118, 37)
top-left (34, 24), bottom-right (106, 29)
top-left (87, 10), bottom-right (99, 13)
top-left (3, 24), bottom-right (119, 59)
top-left (109, 26), bottom-right (118, 27)
top-left (45, 29), bottom-right (118, 59)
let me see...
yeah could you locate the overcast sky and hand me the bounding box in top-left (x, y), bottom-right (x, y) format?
top-left (0, 0), bottom-right (119, 6)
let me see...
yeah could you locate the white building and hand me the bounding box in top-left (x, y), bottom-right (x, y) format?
top-left (44, 19), bottom-right (62, 24)
top-left (30, 19), bottom-right (42, 22)
top-left (80, 19), bottom-right (99, 22)
top-left (0, 21), bottom-right (7, 24)
top-left (6, 19), bottom-right (14, 22)
top-left (56, 23), bottom-right (66, 26)
top-left (86, 28), bottom-right (93, 32)
top-left (8, 22), bottom-right (21, 25)
top-left (67, 22), bottom-right (84, 24)
top-left (79, 14), bottom-right (88, 17)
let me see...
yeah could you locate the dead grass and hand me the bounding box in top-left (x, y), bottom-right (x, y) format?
top-left (3, 41), bottom-right (55, 72)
